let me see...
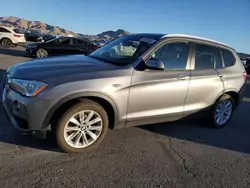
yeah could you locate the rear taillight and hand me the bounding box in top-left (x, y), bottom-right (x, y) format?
top-left (243, 72), bottom-right (247, 80)
top-left (13, 34), bottom-right (21, 38)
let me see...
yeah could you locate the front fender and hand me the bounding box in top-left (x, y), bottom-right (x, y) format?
top-left (42, 91), bottom-right (119, 129)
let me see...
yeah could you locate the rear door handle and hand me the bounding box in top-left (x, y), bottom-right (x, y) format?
top-left (218, 74), bottom-right (224, 78)
top-left (177, 75), bottom-right (190, 80)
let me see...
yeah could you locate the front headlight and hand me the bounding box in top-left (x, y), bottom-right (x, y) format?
top-left (10, 79), bottom-right (47, 97)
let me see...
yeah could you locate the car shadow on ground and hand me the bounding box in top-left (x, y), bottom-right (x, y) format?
top-left (0, 47), bottom-right (27, 57)
top-left (0, 68), bottom-right (249, 154)
top-left (140, 78), bottom-right (250, 155)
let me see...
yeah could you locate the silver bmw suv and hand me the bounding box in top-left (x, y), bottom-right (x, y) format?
top-left (2, 33), bottom-right (246, 153)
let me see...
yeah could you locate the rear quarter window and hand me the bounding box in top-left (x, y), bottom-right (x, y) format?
top-left (13, 28), bottom-right (25, 34)
top-left (221, 49), bottom-right (235, 67)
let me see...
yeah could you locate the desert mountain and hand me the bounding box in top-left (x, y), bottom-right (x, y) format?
top-left (77, 29), bottom-right (128, 41)
top-left (0, 16), bottom-right (76, 36)
top-left (98, 29), bottom-right (129, 39)
top-left (0, 16), bottom-right (129, 41)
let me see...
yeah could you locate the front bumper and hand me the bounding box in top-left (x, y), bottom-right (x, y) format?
top-left (2, 87), bottom-right (49, 139)
top-left (26, 47), bottom-right (37, 56)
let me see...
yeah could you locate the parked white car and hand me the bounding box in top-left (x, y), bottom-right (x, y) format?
top-left (0, 26), bottom-right (26, 48)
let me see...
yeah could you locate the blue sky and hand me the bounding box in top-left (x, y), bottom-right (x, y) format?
top-left (1, 0), bottom-right (250, 53)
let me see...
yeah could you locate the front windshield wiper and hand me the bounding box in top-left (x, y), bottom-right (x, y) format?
top-left (88, 55), bottom-right (118, 65)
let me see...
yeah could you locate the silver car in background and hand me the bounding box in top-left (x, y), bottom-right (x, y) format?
top-left (2, 33), bottom-right (246, 153)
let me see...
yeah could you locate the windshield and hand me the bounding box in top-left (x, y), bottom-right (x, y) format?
top-left (46, 36), bottom-right (58, 43)
top-left (89, 35), bottom-right (158, 65)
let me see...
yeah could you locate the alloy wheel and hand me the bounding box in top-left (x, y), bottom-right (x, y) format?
top-left (37, 49), bottom-right (48, 58)
top-left (1, 39), bottom-right (12, 48)
top-left (215, 99), bottom-right (233, 125)
top-left (63, 110), bottom-right (103, 148)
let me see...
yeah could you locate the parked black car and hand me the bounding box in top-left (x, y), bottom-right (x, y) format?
top-left (26, 36), bottom-right (100, 58)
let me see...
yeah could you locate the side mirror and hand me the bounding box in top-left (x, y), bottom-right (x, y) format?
top-left (145, 58), bottom-right (164, 70)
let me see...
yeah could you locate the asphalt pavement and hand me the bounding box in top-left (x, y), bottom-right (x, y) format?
top-left (0, 46), bottom-right (250, 188)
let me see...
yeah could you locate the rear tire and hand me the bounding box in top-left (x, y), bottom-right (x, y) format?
top-left (36, 48), bottom-right (48, 58)
top-left (1, 38), bottom-right (12, 48)
top-left (55, 99), bottom-right (109, 153)
top-left (211, 94), bottom-right (234, 128)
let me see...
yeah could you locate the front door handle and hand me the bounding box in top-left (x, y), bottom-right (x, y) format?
top-left (177, 75), bottom-right (190, 80)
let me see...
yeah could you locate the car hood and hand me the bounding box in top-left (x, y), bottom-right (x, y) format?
top-left (7, 55), bottom-right (123, 81)
top-left (26, 41), bottom-right (44, 46)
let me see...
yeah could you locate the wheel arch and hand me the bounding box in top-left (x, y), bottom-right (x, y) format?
top-left (0, 37), bottom-right (14, 44)
top-left (212, 89), bottom-right (239, 108)
top-left (42, 92), bottom-right (119, 131)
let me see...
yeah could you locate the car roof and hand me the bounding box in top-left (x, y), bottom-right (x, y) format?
top-left (0, 26), bottom-right (14, 31)
top-left (126, 33), bottom-right (232, 49)
top-left (163, 34), bottom-right (231, 49)
top-left (126, 33), bottom-right (165, 40)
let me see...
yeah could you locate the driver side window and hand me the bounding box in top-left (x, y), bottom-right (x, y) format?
top-left (150, 42), bottom-right (189, 70)
top-left (54, 38), bottom-right (71, 45)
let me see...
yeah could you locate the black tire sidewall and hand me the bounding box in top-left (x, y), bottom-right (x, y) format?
top-left (55, 100), bottom-right (109, 153)
top-left (1, 38), bottom-right (12, 48)
top-left (212, 95), bottom-right (234, 128)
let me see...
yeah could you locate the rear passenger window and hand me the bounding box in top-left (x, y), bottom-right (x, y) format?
top-left (83, 40), bottom-right (92, 45)
top-left (194, 44), bottom-right (222, 70)
top-left (0, 27), bottom-right (11, 33)
top-left (221, 49), bottom-right (235, 67)
top-left (73, 38), bottom-right (83, 44)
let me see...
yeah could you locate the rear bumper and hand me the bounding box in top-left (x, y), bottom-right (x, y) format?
top-left (237, 83), bottom-right (246, 108)
top-left (17, 38), bottom-right (26, 43)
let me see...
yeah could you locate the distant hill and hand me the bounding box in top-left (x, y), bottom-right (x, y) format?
top-left (0, 16), bottom-right (76, 36)
top-left (98, 29), bottom-right (129, 39)
top-left (0, 16), bottom-right (129, 41)
top-left (77, 29), bottom-right (129, 41)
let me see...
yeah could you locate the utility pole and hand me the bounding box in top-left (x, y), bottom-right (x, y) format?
top-left (161, 21), bottom-right (164, 33)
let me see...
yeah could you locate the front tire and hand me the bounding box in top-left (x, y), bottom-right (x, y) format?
top-left (211, 94), bottom-right (234, 128)
top-left (1, 38), bottom-right (13, 48)
top-left (55, 99), bottom-right (109, 153)
top-left (36, 48), bottom-right (48, 58)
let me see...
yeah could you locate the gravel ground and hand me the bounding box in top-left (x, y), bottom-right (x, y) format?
top-left (0, 46), bottom-right (249, 188)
